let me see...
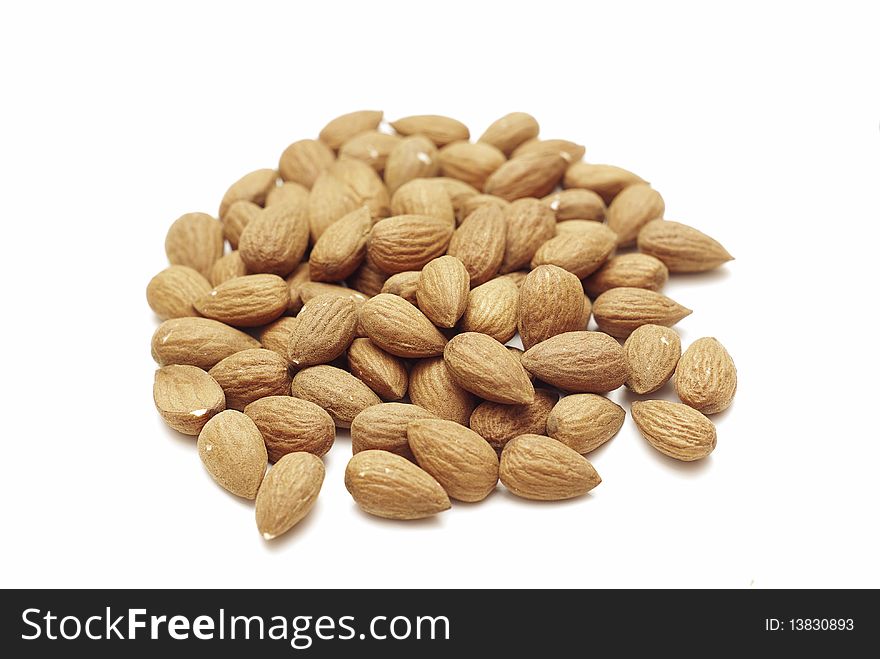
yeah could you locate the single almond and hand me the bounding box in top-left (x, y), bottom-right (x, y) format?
top-left (208, 348), bottom-right (292, 411)
top-left (368, 215), bottom-right (454, 274)
top-left (499, 434), bottom-right (601, 501)
top-left (458, 193), bottom-right (510, 223)
top-left (222, 200), bottom-right (262, 249)
top-left (607, 183), bottom-right (665, 245)
top-left (546, 394), bottom-right (625, 454)
top-left (416, 255), bottom-right (470, 328)
top-left (459, 277), bottom-right (519, 343)
top-left (498, 270), bottom-right (528, 288)
top-left (210, 251), bottom-right (248, 287)
top-left (318, 110), bottom-right (383, 150)
top-left (147, 265), bottom-right (212, 320)
top-left (674, 337), bottom-right (737, 414)
top-left (483, 151), bottom-right (567, 201)
top-left (438, 140), bottom-right (506, 190)
top-left (359, 293), bottom-right (448, 357)
top-left (291, 365), bottom-right (381, 428)
top-left (530, 224), bottom-right (617, 278)
top-left (381, 270), bottom-right (421, 304)
top-left (384, 135), bottom-right (440, 194)
top-left (521, 331), bottom-right (627, 393)
top-left (408, 418), bottom-right (499, 502)
top-left (435, 177), bottom-right (479, 216)
top-left (278, 139), bottom-right (335, 188)
top-left (443, 332), bottom-right (535, 404)
top-left (351, 402), bottom-right (435, 459)
top-left (164, 212), bottom-right (224, 279)
top-left (563, 162), bottom-right (645, 204)
top-left (266, 182), bottom-right (310, 208)
top-left (194, 274), bottom-right (289, 327)
top-left (244, 396), bottom-right (335, 462)
top-left (592, 287), bottom-right (691, 338)
top-left (328, 159), bottom-right (391, 221)
top-left (197, 410), bottom-right (267, 499)
top-left (309, 206), bottom-right (372, 282)
top-left (151, 317), bottom-right (260, 369)
top-left (285, 262), bottom-right (311, 314)
top-left (478, 112), bottom-right (540, 155)
top-left (391, 114), bottom-right (470, 146)
top-left (239, 201), bottom-right (310, 276)
top-left (348, 257), bottom-right (388, 297)
top-left (308, 171), bottom-right (362, 242)
top-left (446, 203), bottom-right (506, 286)
top-left (255, 452), bottom-right (324, 540)
top-left (518, 265), bottom-right (584, 350)
top-left (287, 294), bottom-right (358, 367)
top-left (339, 130), bottom-right (402, 172)
top-left (500, 198), bottom-right (556, 273)
top-left (512, 138), bottom-right (585, 163)
top-left (623, 324), bottom-right (682, 394)
top-left (637, 219), bottom-right (734, 272)
top-left (345, 450), bottom-right (451, 520)
top-left (469, 388), bottom-right (558, 451)
top-left (631, 400), bottom-right (717, 461)
top-left (153, 365), bottom-right (226, 435)
top-left (347, 338), bottom-right (409, 401)
top-left (218, 168), bottom-right (277, 219)
top-left (507, 346), bottom-right (534, 381)
top-left (390, 178), bottom-right (455, 225)
top-left (299, 281), bottom-right (367, 305)
top-left (408, 357), bottom-right (477, 426)
top-left (542, 188), bottom-right (605, 221)
top-left (258, 316), bottom-right (299, 358)
top-left (583, 253), bottom-right (669, 298)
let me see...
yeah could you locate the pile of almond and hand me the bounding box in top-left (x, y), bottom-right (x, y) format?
top-left (149, 111), bottom-right (736, 540)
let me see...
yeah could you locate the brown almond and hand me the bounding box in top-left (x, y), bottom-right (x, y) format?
top-left (194, 274), bottom-right (289, 327)
top-left (483, 151), bottom-right (567, 201)
top-left (278, 139), bottom-right (335, 188)
top-left (266, 181), bottom-right (310, 208)
top-left (521, 331), bottom-right (627, 393)
top-left (500, 198), bottom-right (556, 273)
top-left (443, 332), bottom-right (535, 404)
top-left (408, 357), bottom-right (476, 426)
top-left (210, 251), bottom-right (248, 287)
top-left (258, 316), bottom-right (299, 358)
top-left (438, 140), bottom-right (506, 190)
top-left (469, 389), bottom-right (557, 451)
top-left (197, 410), bottom-right (267, 499)
top-left (208, 348), bottom-right (292, 411)
top-left (381, 271), bottom-right (421, 304)
top-left (153, 365), bottom-right (225, 435)
top-left (554, 220), bottom-right (605, 236)
top-left (350, 402), bottom-right (435, 459)
top-left (498, 270), bottom-right (529, 288)
top-left (222, 200), bottom-right (261, 249)
top-left (459, 277), bottom-right (519, 343)
top-left (348, 257), bottom-right (388, 297)
top-left (164, 212), bottom-right (224, 279)
top-left (147, 265), bottom-right (211, 320)
top-left (308, 171), bottom-right (361, 242)
top-left (637, 219), bottom-right (734, 272)
top-left (500, 434), bottom-right (600, 501)
top-left (150, 317), bottom-right (260, 369)
top-left (512, 138), bottom-right (585, 163)
top-left (518, 265), bottom-right (584, 350)
top-left (563, 162), bottom-right (645, 204)
top-left (408, 418), bottom-right (499, 502)
top-left (583, 253), bottom-right (669, 298)
top-left (368, 215), bottom-right (453, 274)
top-left (508, 346), bottom-right (534, 382)
top-left (285, 262), bottom-right (311, 314)
top-left (384, 135), bottom-right (440, 194)
top-left (339, 130), bottom-right (402, 172)
top-left (318, 110), bottom-right (383, 150)
top-left (607, 183), bottom-right (665, 245)
top-left (390, 178), bottom-right (455, 225)
top-left (219, 168), bottom-right (277, 219)
top-left (435, 177), bottom-right (480, 217)
top-left (291, 365), bottom-right (381, 428)
top-left (347, 338), bottom-right (408, 401)
top-left (542, 188), bottom-right (605, 221)
top-left (255, 452), bottom-right (324, 540)
top-left (287, 294), bottom-right (358, 367)
top-left (391, 114), bottom-right (470, 146)
top-left (458, 193), bottom-right (510, 223)
top-left (623, 324), bottom-right (682, 394)
top-left (309, 206), bottom-right (372, 282)
top-left (579, 294), bottom-right (593, 330)
top-left (359, 293), bottom-right (447, 357)
top-left (478, 112), bottom-right (540, 155)
top-left (674, 337), bottom-right (737, 414)
top-left (530, 224), bottom-right (616, 278)
top-left (592, 287), bottom-right (691, 338)
top-left (329, 159), bottom-right (391, 221)
top-left (632, 400), bottom-right (717, 461)
top-left (345, 450), bottom-right (450, 520)
top-left (299, 281), bottom-right (368, 306)
top-left (546, 394), bottom-right (624, 454)
top-left (239, 202), bottom-right (310, 276)
top-left (416, 255), bottom-right (470, 328)
top-left (446, 203), bottom-right (506, 286)
top-left (244, 396), bottom-right (335, 462)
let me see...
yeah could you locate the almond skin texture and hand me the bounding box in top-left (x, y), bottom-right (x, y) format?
top-left (446, 204), bottom-right (506, 286)
top-left (416, 255), bottom-right (470, 328)
top-left (285, 262), bottom-right (311, 314)
top-left (607, 183), bottom-right (665, 246)
top-left (210, 251), bottom-right (248, 287)
top-left (368, 215), bottom-right (453, 274)
top-left (339, 130), bottom-right (402, 172)
top-left (164, 212), bottom-right (224, 279)
top-left (530, 224), bottom-right (617, 278)
top-left (147, 265), bottom-right (212, 320)
top-left (258, 316), bottom-right (299, 358)
top-left (674, 337), bottom-right (737, 414)
top-left (219, 168), bottom-right (277, 219)
top-left (443, 332), bottom-right (535, 404)
top-left (244, 396), bottom-right (335, 462)
top-left (459, 277), bottom-right (519, 343)
top-left (518, 265), bottom-right (584, 350)
top-left (623, 324), bottom-right (682, 394)
top-left (151, 317), bottom-right (260, 369)
top-left (546, 394), bottom-right (625, 454)
top-left (500, 434), bottom-right (601, 501)
top-left (438, 140), bottom-right (506, 190)
top-left (592, 287), bottom-right (692, 338)
top-left (255, 452), bottom-right (324, 540)
top-left (478, 112), bottom-right (540, 155)
top-left (208, 349), bottom-right (292, 411)
top-left (309, 206), bottom-right (371, 282)
top-left (391, 114), bottom-right (470, 146)
top-left (279, 139), bottom-right (335, 188)
top-left (239, 201), bottom-right (310, 277)
top-left (500, 198), bottom-right (557, 273)
top-left (563, 162), bottom-right (646, 204)
top-left (347, 338), bottom-right (408, 401)
top-left (348, 258), bottom-right (389, 297)
top-left (542, 188), bottom-right (605, 221)
top-left (153, 365), bottom-right (225, 435)
top-left (319, 110), bottom-right (383, 150)
top-left (469, 389), bottom-right (558, 450)
top-left (194, 274), bottom-right (289, 327)
top-left (521, 331), bottom-right (627, 393)
top-left (484, 151), bottom-right (567, 201)
top-left (345, 450), bottom-right (451, 520)
top-left (436, 177), bottom-right (480, 216)
top-left (328, 159), bottom-right (391, 221)
top-left (291, 365), bottom-right (381, 428)
top-left (308, 171), bottom-right (362, 242)
top-left (632, 400), bottom-right (717, 461)
top-left (359, 293), bottom-right (448, 358)
top-left (513, 138), bottom-right (586, 164)
top-left (266, 182), bottom-right (311, 208)
top-left (408, 357), bottom-right (476, 426)
top-left (197, 410), bottom-right (267, 499)
top-left (222, 200), bottom-right (262, 249)
top-left (299, 281), bottom-right (367, 305)
top-left (459, 193), bottom-right (510, 223)
top-left (408, 419), bottom-right (499, 502)
top-left (384, 135), bottom-right (440, 195)
top-left (381, 271), bottom-right (421, 304)
top-left (287, 294), bottom-right (358, 367)
top-left (583, 253), bottom-right (669, 298)
top-left (350, 403), bottom-right (435, 459)
top-left (390, 178), bottom-right (455, 225)
top-left (637, 219), bottom-right (734, 272)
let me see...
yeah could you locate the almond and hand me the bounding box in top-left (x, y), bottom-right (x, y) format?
top-left (359, 293), bottom-right (448, 357)
top-left (308, 171), bottom-right (361, 242)
top-left (164, 212), bottom-right (224, 279)
top-left (416, 255), bottom-right (470, 328)
top-left (210, 251), bottom-right (248, 287)
top-left (512, 138), bottom-right (585, 163)
top-left (146, 265), bottom-right (211, 320)
top-left (222, 200), bottom-right (261, 249)
top-left (219, 168), bottom-right (277, 219)
top-left (390, 178), bottom-right (455, 225)
top-left (631, 400), bottom-right (717, 461)
top-left (674, 337), bottom-right (737, 414)
top-left (583, 253), bottom-right (669, 298)
top-left (458, 193), bottom-right (510, 223)
top-left (244, 396), bottom-right (335, 462)
top-left (287, 294), bottom-right (358, 367)
top-left (381, 271), bottom-right (421, 304)
top-left (239, 202), bottom-right (310, 276)
top-left (291, 365), bottom-right (381, 428)
top-left (208, 348), bottom-right (292, 411)
top-left (507, 346), bottom-right (533, 381)
top-left (258, 316), bottom-right (299, 358)
top-left (345, 450), bottom-right (450, 520)
top-left (255, 452), bottom-right (324, 540)
top-left (197, 410), bottom-right (267, 499)
top-left (435, 177), bottom-right (480, 218)
top-left (623, 324), bottom-right (681, 394)
top-left (309, 206), bottom-right (372, 281)
top-left (498, 270), bottom-right (528, 288)
top-left (542, 188), bottom-right (605, 221)
top-left (368, 215), bottom-right (453, 274)
top-left (339, 130), bottom-right (402, 172)
top-left (151, 317), bottom-right (260, 369)
top-left (194, 274), bottom-right (289, 327)
top-left (499, 434), bottom-right (601, 500)
top-left (278, 139), bottom-right (335, 188)
top-left (563, 162), bottom-right (645, 204)
top-left (408, 418), bottom-right (499, 502)
top-left (443, 332), bottom-right (535, 404)
top-left (299, 281), bottom-right (367, 305)
top-left (607, 183), bottom-right (665, 245)
top-left (637, 219), bottom-right (734, 272)
top-left (384, 135), bottom-right (440, 194)
top-left (348, 257), bottom-right (388, 297)
top-left (347, 338), bottom-right (408, 401)
top-left (329, 159), bottom-right (391, 221)
top-left (459, 277), bottom-right (519, 343)
top-left (521, 331), bottom-right (627, 393)
top-left (546, 394), bottom-right (625, 454)
top-left (266, 182), bottom-right (310, 208)
top-left (483, 151), bottom-right (567, 201)
top-left (518, 265), bottom-right (584, 350)
top-left (446, 203), bottom-right (506, 285)
top-left (592, 287), bottom-right (691, 338)
top-left (408, 357), bottom-right (476, 426)
top-left (285, 262), bottom-right (311, 314)
top-left (500, 198), bottom-right (556, 273)
top-left (153, 365), bottom-right (225, 435)
top-left (530, 225), bottom-right (616, 278)
top-left (438, 141), bottom-right (506, 190)
top-left (351, 402), bottom-right (435, 459)
top-left (391, 114), bottom-right (470, 146)
top-left (478, 112), bottom-right (540, 155)
top-left (579, 294), bottom-right (593, 330)
top-left (469, 389), bottom-right (557, 451)
top-left (318, 110), bottom-right (383, 150)
top-left (555, 220), bottom-right (606, 236)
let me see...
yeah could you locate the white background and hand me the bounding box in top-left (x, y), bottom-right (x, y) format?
top-left (1, 0), bottom-right (878, 589)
